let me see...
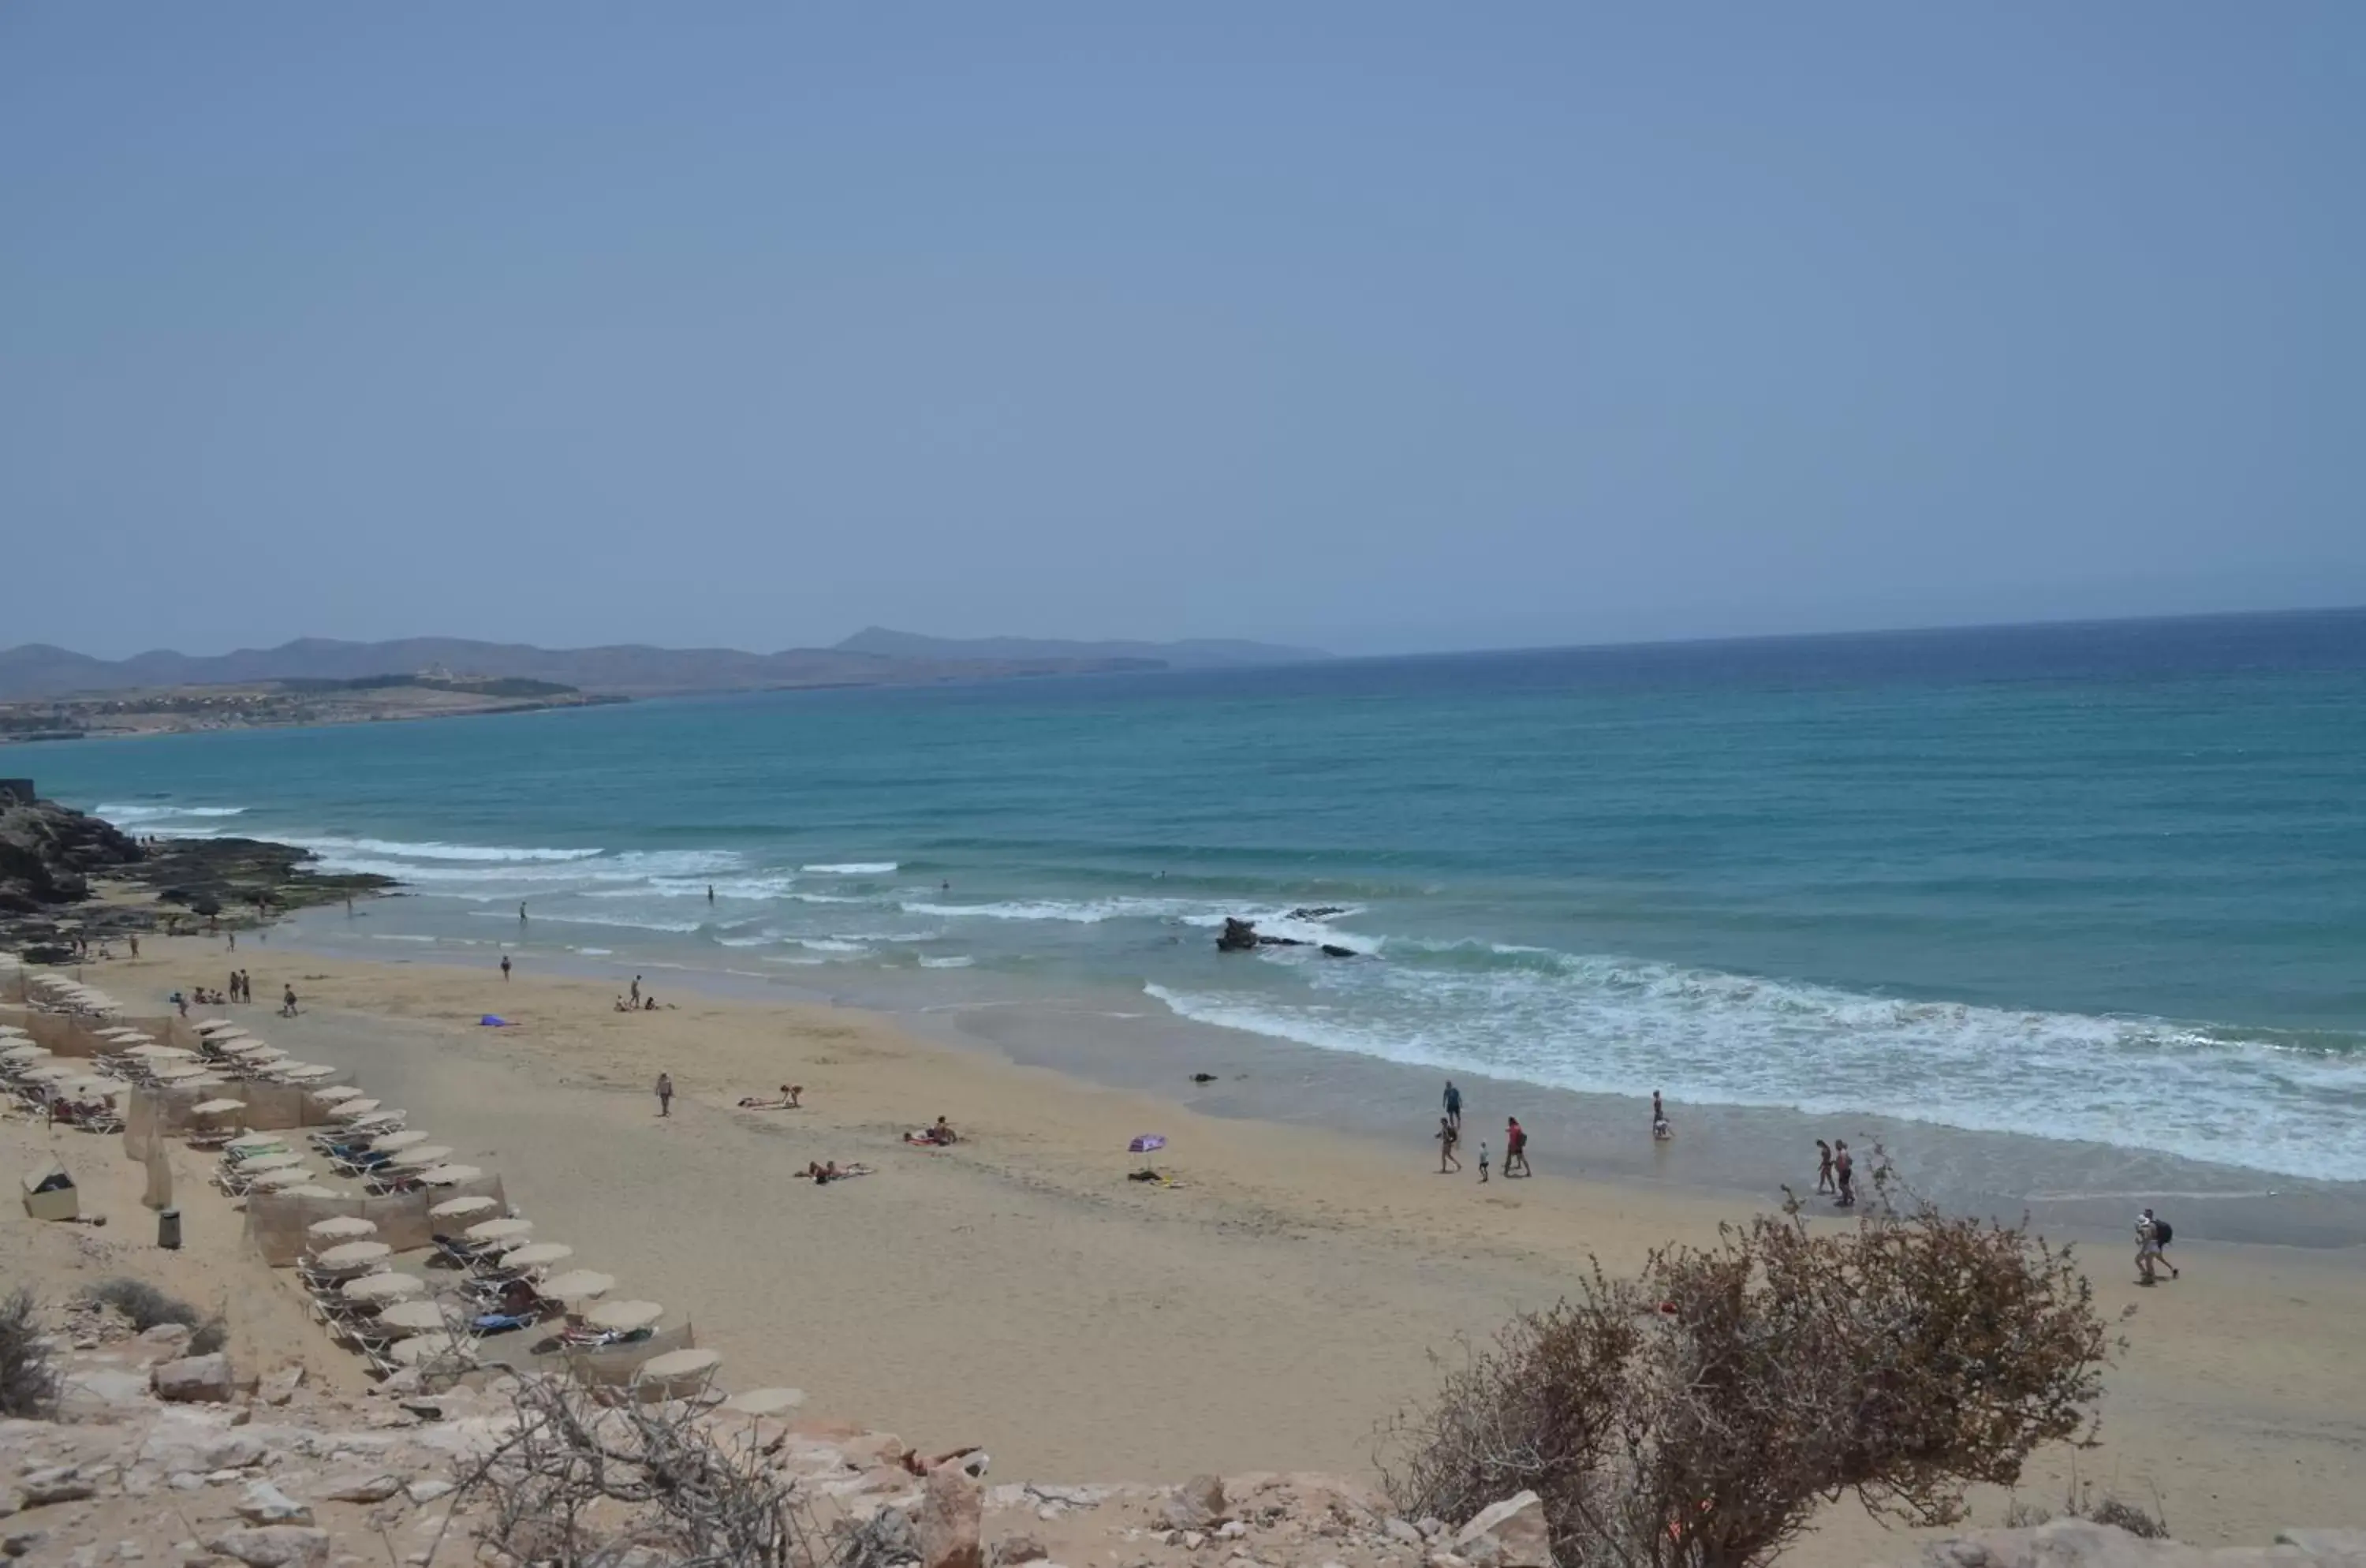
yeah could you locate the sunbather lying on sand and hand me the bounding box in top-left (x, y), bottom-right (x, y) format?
top-left (737, 1085), bottom-right (804, 1108)
top-left (801, 1160), bottom-right (875, 1185)
top-left (903, 1115), bottom-right (958, 1146)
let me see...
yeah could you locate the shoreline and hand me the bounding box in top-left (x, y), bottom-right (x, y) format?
top-left (275, 904), bottom-right (2366, 1252)
top-left (17, 935), bottom-right (2366, 1552)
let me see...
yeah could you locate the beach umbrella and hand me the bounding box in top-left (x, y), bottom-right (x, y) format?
top-left (585, 1299), bottom-right (663, 1332)
top-left (1127, 1133), bottom-right (1166, 1155)
top-left (330, 1100), bottom-right (385, 1120)
top-left (722, 1387), bottom-right (805, 1417)
top-left (220, 1040), bottom-right (270, 1056)
top-left (375, 1300), bottom-right (452, 1335)
top-left (342, 1271), bottom-right (426, 1302)
top-left (417, 1164), bottom-right (482, 1186)
top-left (63, 1077), bottom-right (122, 1098)
top-left (313, 1085), bottom-right (364, 1103)
top-left (636, 1348), bottom-right (721, 1388)
top-left (129, 1044), bottom-right (195, 1060)
top-left (152, 1063), bottom-right (211, 1081)
top-left (237, 1152), bottom-right (305, 1174)
top-left (388, 1145), bottom-right (457, 1170)
top-left (23, 1065), bottom-right (75, 1083)
top-left (2, 1044), bottom-right (50, 1062)
top-left (347, 1111), bottom-right (405, 1130)
top-left (536, 1269), bottom-right (614, 1305)
top-left (100, 1028), bottom-right (151, 1042)
top-left (315, 1240), bottom-right (392, 1269)
top-left (371, 1129), bottom-right (431, 1152)
top-left (308, 1215), bottom-right (378, 1241)
top-left (428, 1194), bottom-right (499, 1221)
top-left (195, 1018), bottom-right (243, 1034)
top-left (278, 1185), bottom-right (340, 1198)
top-left (278, 1065), bottom-right (338, 1083)
top-left (226, 1133), bottom-right (287, 1155)
top-left (499, 1241), bottom-right (573, 1270)
top-left (190, 1098), bottom-right (245, 1118)
top-left (249, 1168), bottom-right (318, 1191)
top-left (465, 1217), bottom-right (533, 1245)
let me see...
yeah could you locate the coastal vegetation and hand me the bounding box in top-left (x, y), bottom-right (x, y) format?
top-left (1381, 1171), bottom-right (2115, 1568)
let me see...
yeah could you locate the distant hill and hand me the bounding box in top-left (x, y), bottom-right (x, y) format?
top-left (0, 632), bottom-right (1312, 702)
top-left (834, 627), bottom-right (1328, 670)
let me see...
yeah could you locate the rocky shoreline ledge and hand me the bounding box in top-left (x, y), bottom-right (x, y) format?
top-left (0, 786), bottom-right (390, 963)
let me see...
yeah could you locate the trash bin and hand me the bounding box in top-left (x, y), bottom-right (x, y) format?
top-left (158, 1207), bottom-right (182, 1250)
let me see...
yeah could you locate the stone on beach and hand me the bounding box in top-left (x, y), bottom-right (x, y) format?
top-left (1450, 1492), bottom-right (1552, 1568)
top-left (919, 1465), bottom-right (985, 1568)
top-left (150, 1355), bottom-right (234, 1405)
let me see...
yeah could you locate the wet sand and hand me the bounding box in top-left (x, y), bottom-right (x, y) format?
top-left (46, 938), bottom-right (2366, 1555)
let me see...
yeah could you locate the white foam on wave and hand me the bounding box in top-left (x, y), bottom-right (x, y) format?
top-left (1145, 946), bottom-right (2366, 1184)
top-left (803, 862), bottom-right (899, 875)
top-left (472, 909), bottom-right (707, 935)
top-left (95, 801), bottom-right (249, 823)
top-left (919, 954), bottom-right (975, 969)
top-left (794, 938), bottom-right (871, 954)
top-left (285, 834), bottom-right (605, 864)
top-left (902, 894), bottom-right (1220, 924)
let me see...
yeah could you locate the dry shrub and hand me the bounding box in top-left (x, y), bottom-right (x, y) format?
top-left (0, 1290), bottom-right (61, 1420)
top-left (81, 1278), bottom-right (226, 1354)
top-left (1382, 1171), bottom-right (2115, 1568)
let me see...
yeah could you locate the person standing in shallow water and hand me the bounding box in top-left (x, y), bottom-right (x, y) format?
top-left (655, 1073), bottom-right (674, 1117)
top-left (1816, 1139), bottom-right (1835, 1194)
top-left (1443, 1079), bottom-right (1462, 1133)
top-left (499, 954), bottom-right (511, 981)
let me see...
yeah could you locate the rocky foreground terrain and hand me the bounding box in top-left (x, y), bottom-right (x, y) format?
top-left (6, 1301), bottom-right (2362, 1568)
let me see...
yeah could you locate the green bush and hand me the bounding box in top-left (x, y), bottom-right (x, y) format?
top-left (0, 1290), bottom-right (60, 1419)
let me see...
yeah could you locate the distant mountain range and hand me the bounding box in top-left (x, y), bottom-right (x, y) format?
top-left (0, 629), bottom-right (1327, 701)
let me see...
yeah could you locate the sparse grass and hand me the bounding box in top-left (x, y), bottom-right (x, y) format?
top-left (0, 1289), bottom-right (61, 1419)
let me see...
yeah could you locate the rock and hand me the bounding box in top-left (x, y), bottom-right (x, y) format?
top-left (1452, 1493), bottom-right (1553, 1568)
top-left (62, 1368), bottom-right (159, 1416)
top-left (994, 1533), bottom-right (1049, 1566)
top-left (842, 1433), bottom-right (909, 1469)
top-left (203, 1529), bottom-right (330, 1568)
top-left (237, 1483), bottom-right (315, 1528)
top-left (919, 1466), bottom-right (985, 1568)
top-left (319, 1473), bottom-right (402, 1505)
top-left (18, 1467), bottom-right (99, 1506)
top-left (3, 1531), bottom-right (50, 1559)
top-left (1217, 1521), bottom-right (1249, 1541)
top-left (137, 1325), bottom-right (196, 1363)
top-left (1387, 1519), bottom-right (1427, 1547)
top-left (258, 1367), bottom-right (307, 1409)
top-left (1418, 1518), bottom-right (1448, 1540)
top-left (170, 1475), bottom-right (205, 1493)
top-left (1164, 1474), bottom-right (1230, 1531)
top-left (404, 1480), bottom-right (453, 1505)
top-left (1216, 918), bottom-right (1260, 952)
top-left (154, 1356), bottom-right (237, 1405)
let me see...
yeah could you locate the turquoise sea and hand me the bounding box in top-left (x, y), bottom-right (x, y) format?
top-left (25, 610), bottom-right (2366, 1183)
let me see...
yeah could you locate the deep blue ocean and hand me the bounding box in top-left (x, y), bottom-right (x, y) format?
top-left (25, 610), bottom-right (2366, 1181)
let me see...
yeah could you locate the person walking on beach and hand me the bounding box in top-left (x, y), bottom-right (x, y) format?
top-left (1435, 1116), bottom-right (1461, 1174)
top-left (1443, 1079), bottom-right (1462, 1133)
top-left (1834, 1141), bottom-right (1856, 1207)
top-left (630, 976), bottom-right (642, 1006)
top-left (2136, 1208), bottom-right (2179, 1282)
top-left (1504, 1117), bottom-right (1531, 1178)
top-left (280, 984), bottom-right (299, 1018)
top-left (519, 902), bottom-right (528, 924)
top-left (707, 884), bottom-right (715, 904)
top-left (1477, 1141), bottom-right (1491, 1183)
top-left (499, 954), bottom-right (511, 981)
top-left (1651, 1089), bottom-right (1670, 1141)
top-left (655, 1072), bottom-right (674, 1118)
top-left (1816, 1140), bottom-right (1835, 1194)
top-left (241, 969), bottom-right (252, 1003)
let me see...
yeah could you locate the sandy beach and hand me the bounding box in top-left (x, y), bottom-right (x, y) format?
top-left (14, 935), bottom-right (2366, 1559)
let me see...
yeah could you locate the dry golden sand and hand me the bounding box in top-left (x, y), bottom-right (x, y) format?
top-left (16, 937), bottom-right (2366, 1559)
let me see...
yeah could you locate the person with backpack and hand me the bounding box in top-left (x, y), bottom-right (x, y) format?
top-left (2137, 1208), bottom-right (2179, 1282)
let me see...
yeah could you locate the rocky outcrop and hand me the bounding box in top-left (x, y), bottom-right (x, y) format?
top-left (0, 796), bottom-right (142, 915)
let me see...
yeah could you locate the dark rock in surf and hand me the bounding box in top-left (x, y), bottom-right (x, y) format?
top-left (1320, 943), bottom-right (1357, 958)
top-left (1216, 917), bottom-right (1260, 952)
top-left (1289, 905), bottom-right (1347, 921)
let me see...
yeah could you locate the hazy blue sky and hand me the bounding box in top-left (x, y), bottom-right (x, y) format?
top-left (5, 6), bottom-right (2361, 658)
